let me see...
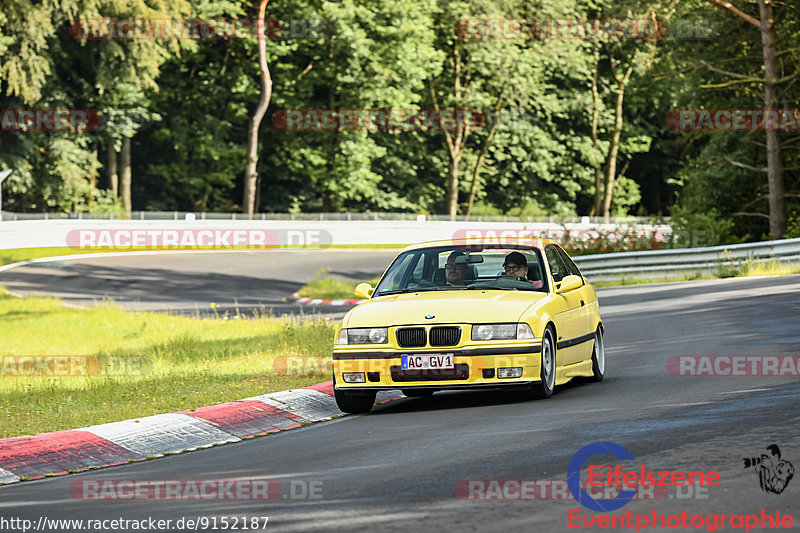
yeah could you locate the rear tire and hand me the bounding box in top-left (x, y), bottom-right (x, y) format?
top-left (527, 327), bottom-right (556, 399)
top-left (402, 389), bottom-right (435, 398)
top-left (334, 387), bottom-right (376, 414)
top-left (589, 327), bottom-right (605, 382)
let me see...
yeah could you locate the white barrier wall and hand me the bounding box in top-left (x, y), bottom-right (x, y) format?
top-left (0, 219), bottom-right (671, 251)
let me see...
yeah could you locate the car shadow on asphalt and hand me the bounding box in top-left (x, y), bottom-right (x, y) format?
top-left (371, 378), bottom-right (597, 415)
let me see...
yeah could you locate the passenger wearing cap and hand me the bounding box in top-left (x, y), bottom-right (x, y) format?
top-left (503, 251), bottom-right (529, 280)
top-left (503, 251), bottom-right (544, 287)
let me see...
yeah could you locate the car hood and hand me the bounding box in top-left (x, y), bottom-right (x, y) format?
top-left (344, 290), bottom-right (549, 327)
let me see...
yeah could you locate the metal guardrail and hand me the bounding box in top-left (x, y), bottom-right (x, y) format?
top-left (0, 210), bottom-right (668, 225)
top-left (573, 238), bottom-right (800, 281)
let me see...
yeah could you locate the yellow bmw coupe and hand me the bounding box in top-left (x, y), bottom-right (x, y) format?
top-left (332, 238), bottom-right (604, 413)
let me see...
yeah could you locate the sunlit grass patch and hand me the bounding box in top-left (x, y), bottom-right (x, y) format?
top-left (0, 247), bottom-right (109, 267)
top-left (0, 288), bottom-right (335, 438)
top-left (296, 268), bottom-right (380, 299)
top-left (736, 259), bottom-right (800, 277)
top-left (591, 272), bottom-right (712, 288)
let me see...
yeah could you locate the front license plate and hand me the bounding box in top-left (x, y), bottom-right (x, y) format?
top-left (401, 354), bottom-right (455, 370)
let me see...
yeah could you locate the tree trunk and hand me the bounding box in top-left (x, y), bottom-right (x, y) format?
top-left (758, 0), bottom-right (785, 239)
top-left (107, 137), bottom-right (118, 199)
top-left (89, 143), bottom-right (97, 210)
top-left (466, 92), bottom-right (504, 218)
top-left (121, 136), bottom-right (132, 218)
top-left (465, 120), bottom-right (497, 217)
top-left (706, 0), bottom-right (786, 239)
top-left (601, 65), bottom-right (633, 219)
top-left (590, 58), bottom-right (604, 217)
top-left (448, 157), bottom-right (460, 218)
top-left (430, 48), bottom-right (469, 221)
top-left (242, 0), bottom-right (273, 219)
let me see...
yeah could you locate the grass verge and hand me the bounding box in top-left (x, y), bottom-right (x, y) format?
top-left (296, 268), bottom-right (380, 299)
top-left (0, 247), bottom-right (112, 267)
top-left (0, 288), bottom-right (335, 438)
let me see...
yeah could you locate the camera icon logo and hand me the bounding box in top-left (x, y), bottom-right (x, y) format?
top-left (742, 444), bottom-right (794, 495)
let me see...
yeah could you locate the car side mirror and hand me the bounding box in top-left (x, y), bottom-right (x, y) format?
top-left (555, 274), bottom-right (582, 294)
top-left (355, 283), bottom-right (374, 299)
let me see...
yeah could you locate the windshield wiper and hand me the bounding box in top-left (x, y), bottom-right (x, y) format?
top-left (466, 283), bottom-right (539, 291)
top-left (465, 285), bottom-right (517, 291)
top-left (376, 288), bottom-right (440, 296)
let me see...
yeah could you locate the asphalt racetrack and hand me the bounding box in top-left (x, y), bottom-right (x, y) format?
top-left (0, 250), bottom-right (399, 316)
top-left (1, 253), bottom-right (799, 532)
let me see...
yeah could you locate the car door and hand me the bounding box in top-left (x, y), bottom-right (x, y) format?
top-left (555, 245), bottom-right (595, 361)
top-left (544, 245), bottom-right (585, 366)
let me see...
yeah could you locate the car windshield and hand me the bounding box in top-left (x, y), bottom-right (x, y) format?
top-left (373, 246), bottom-right (548, 296)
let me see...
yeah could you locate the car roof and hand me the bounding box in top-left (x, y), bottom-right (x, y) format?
top-left (399, 237), bottom-right (560, 253)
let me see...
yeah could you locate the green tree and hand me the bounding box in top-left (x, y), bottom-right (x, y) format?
top-left (659, 0), bottom-right (800, 241)
top-left (260, 0), bottom-right (442, 212)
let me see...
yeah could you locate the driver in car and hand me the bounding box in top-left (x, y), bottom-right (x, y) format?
top-left (445, 251), bottom-right (468, 286)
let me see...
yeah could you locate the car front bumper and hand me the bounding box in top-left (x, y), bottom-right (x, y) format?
top-left (332, 344), bottom-right (543, 391)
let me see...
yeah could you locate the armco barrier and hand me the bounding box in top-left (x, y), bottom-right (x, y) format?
top-left (573, 237), bottom-right (800, 281)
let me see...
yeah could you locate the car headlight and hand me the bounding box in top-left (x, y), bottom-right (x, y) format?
top-left (472, 323), bottom-right (535, 341)
top-left (337, 328), bottom-right (388, 345)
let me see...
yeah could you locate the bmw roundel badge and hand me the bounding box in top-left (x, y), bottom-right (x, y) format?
top-left (425, 314), bottom-right (435, 319)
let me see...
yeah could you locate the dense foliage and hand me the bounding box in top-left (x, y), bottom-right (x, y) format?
top-left (1, 0), bottom-right (798, 242)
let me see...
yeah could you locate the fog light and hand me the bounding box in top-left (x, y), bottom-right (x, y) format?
top-left (482, 368), bottom-right (495, 379)
top-left (342, 372), bottom-right (366, 383)
top-left (367, 372), bottom-right (380, 382)
top-left (497, 367), bottom-right (523, 378)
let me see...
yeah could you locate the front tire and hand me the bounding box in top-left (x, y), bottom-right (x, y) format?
top-left (334, 387), bottom-right (376, 414)
top-left (589, 327), bottom-right (605, 382)
top-left (527, 327), bottom-right (556, 399)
